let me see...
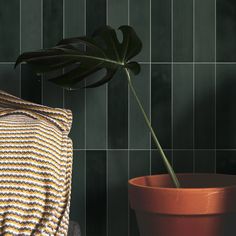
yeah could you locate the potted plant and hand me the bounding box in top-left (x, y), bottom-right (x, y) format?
top-left (15, 25), bottom-right (236, 236)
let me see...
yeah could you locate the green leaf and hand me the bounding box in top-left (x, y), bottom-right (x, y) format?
top-left (125, 62), bottom-right (141, 75)
top-left (15, 25), bottom-right (142, 89)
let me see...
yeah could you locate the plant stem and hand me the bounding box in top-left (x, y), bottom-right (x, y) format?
top-left (124, 68), bottom-right (180, 188)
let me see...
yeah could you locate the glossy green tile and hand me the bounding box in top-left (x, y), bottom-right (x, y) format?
top-left (87, 0), bottom-right (106, 34)
top-left (173, 0), bottom-right (193, 62)
top-left (43, 0), bottom-right (63, 47)
top-left (217, 0), bottom-right (236, 61)
top-left (151, 150), bottom-right (172, 175)
top-left (86, 84), bottom-right (107, 149)
top-left (151, 64), bottom-right (171, 149)
top-left (107, 0), bottom-right (128, 150)
top-left (173, 150), bottom-right (193, 173)
top-left (130, 65), bottom-right (150, 149)
top-left (108, 0), bottom-right (128, 28)
top-left (173, 64), bottom-right (193, 149)
top-left (86, 150), bottom-right (107, 236)
top-left (21, 65), bottom-right (41, 104)
top-left (65, 89), bottom-right (85, 149)
top-left (216, 151), bottom-right (236, 174)
top-left (195, 64), bottom-right (215, 149)
top-left (65, 0), bottom-right (85, 37)
top-left (43, 0), bottom-right (63, 108)
top-left (108, 70), bottom-right (128, 149)
top-left (129, 150), bottom-right (150, 179)
top-left (129, 150), bottom-right (150, 236)
top-left (21, 0), bottom-right (41, 52)
top-left (0, 0), bottom-right (19, 62)
top-left (195, 150), bottom-right (215, 173)
top-left (86, 0), bottom-right (107, 150)
top-left (130, 0), bottom-right (150, 62)
top-left (108, 150), bottom-right (128, 236)
top-left (64, 0), bottom-right (85, 149)
top-left (152, 0), bottom-right (171, 62)
top-left (70, 151), bottom-right (86, 235)
top-left (216, 65), bottom-right (236, 149)
top-left (195, 0), bottom-right (215, 62)
top-left (0, 65), bottom-right (20, 96)
top-left (42, 74), bottom-right (64, 108)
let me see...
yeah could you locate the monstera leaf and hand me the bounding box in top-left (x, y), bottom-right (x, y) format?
top-left (15, 25), bottom-right (142, 89)
top-left (15, 24), bottom-right (180, 187)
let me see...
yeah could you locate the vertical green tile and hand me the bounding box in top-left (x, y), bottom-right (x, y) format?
top-left (173, 64), bottom-right (193, 149)
top-left (21, 0), bottom-right (42, 52)
top-left (64, 0), bottom-right (85, 149)
top-left (173, 0), bottom-right (193, 62)
top-left (65, 89), bottom-right (85, 149)
top-left (108, 150), bottom-right (128, 236)
top-left (130, 0), bottom-right (150, 62)
top-left (173, 150), bottom-right (193, 173)
top-left (43, 0), bottom-right (64, 107)
top-left (108, 0), bottom-right (128, 28)
top-left (151, 64), bottom-right (171, 149)
top-left (70, 151), bottom-right (86, 235)
top-left (86, 0), bottom-right (107, 149)
top-left (108, 70), bottom-right (128, 149)
top-left (129, 150), bottom-right (150, 236)
top-left (151, 150), bottom-right (172, 175)
top-left (195, 64), bottom-right (215, 149)
top-left (216, 65), bottom-right (236, 149)
top-left (86, 150), bottom-right (107, 236)
top-left (195, 150), bottom-right (215, 173)
top-left (130, 65), bottom-right (150, 149)
top-left (107, 0), bottom-right (128, 150)
top-left (152, 0), bottom-right (171, 62)
top-left (216, 151), bottom-right (236, 175)
top-left (129, 150), bottom-right (150, 179)
top-left (42, 73), bottom-right (64, 108)
top-left (0, 65), bottom-right (20, 96)
top-left (87, 0), bottom-right (106, 35)
top-left (65, 0), bottom-right (85, 38)
top-left (195, 0), bottom-right (215, 62)
top-left (0, 0), bottom-right (19, 62)
top-left (217, 0), bottom-right (236, 61)
top-left (21, 65), bottom-right (41, 103)
top-left (43, 0), bottom-right (63, 48)
top-left (86, 84), bottom-right (106, 149)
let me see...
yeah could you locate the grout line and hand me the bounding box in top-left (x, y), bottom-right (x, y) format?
top-left (138, 61), bottom-right (236, 65)
top-left (149, 0), bottom-right (152, 176)
top-left (214, 0), bottom-right (217, 173)
top-left (19, 0), bottom-right (22, 98)
top-left (62, 0), bottom-right (65, 109)
top-left (127, 1), bottom-right (130, 235)
top-left (84, 0), bottom-right (87, 234)
top-left (41, 0), bottom-right (44, 105)
top-left (73, 148), bottom-right (236, 151)
top-left (2, 61), bottom-right (236, 65)
top-left (193, 0), bottom-right (195, 173)
top-left (171, 0), bottom-right (174, 167)
top-left (106, 1), bottom-right (109, 235)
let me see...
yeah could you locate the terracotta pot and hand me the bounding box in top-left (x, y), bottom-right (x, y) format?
top-left (129, 174), bottom-right (236, 236)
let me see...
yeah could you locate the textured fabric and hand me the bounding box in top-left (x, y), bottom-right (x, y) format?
top-left (0, 90), bottom-right (73, 235)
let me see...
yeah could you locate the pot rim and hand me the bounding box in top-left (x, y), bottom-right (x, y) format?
top-left (129, 173), bottom-right (236, 191)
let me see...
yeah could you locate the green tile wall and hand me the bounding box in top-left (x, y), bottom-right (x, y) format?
top-left (0, 0), bottom-right (236, 235)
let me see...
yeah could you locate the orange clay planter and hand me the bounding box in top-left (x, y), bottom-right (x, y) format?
top-left (129, 174), bottom-right (236, 236)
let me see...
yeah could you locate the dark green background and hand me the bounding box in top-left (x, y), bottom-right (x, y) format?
top-left (0, 0), bottom-right (236, 235)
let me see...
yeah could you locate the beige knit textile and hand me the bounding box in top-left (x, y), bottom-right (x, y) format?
top-left (0, 90), bottom-right (73, 236)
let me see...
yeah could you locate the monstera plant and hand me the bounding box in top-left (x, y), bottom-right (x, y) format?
top-left (15, 25), bottom-right (179, 187)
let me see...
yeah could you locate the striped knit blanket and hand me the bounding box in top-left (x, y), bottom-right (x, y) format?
top-left (0, 90), bottom-right (73, 235)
